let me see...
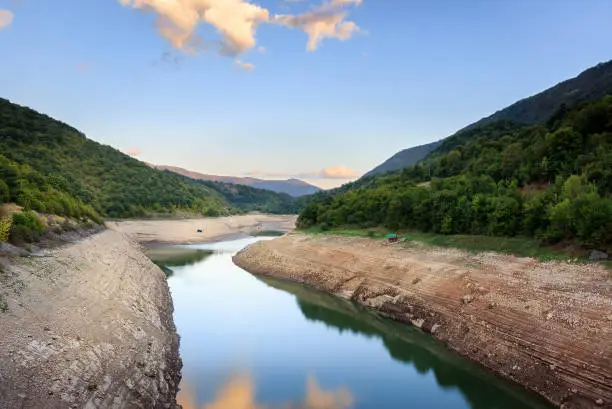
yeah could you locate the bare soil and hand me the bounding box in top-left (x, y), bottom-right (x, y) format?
top-left (0, 229), bottom-right (181, 409)
top-left (234, 233), bottom-right (612, 409)
top-left (108, 214), bottom-right (297, 245)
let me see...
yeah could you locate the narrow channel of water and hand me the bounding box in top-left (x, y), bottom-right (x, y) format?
top-left (148, 237), bottom-right (552, 409)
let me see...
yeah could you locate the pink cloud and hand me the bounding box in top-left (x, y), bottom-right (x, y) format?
top-left (124, 148), bottom-right (141, 157)
top-left (318, 165), bottom-right (359, 179)
top-left (0, 9), bottom-right (14, 29)
top-left (245, 166), bottom-right (361, 180)
top-left (77, 62), bottom-right (90, 72)
top-left (118, 0), bottom-right (362, 58)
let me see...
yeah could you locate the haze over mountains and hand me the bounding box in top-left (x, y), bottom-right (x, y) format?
top-left (147, 164), bottom-right (321, 197)
top-left (365, 60), bottom-right (612, 178)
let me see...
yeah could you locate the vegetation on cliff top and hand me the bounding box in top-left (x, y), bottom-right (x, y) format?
top-left (299, 96), bottom-right (612, 252)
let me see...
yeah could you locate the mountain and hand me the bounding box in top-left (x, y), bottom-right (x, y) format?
top-left (0, 98), bottom-right (299, 219)
top-left (299, 95), bottom-right (612, 250)
top-left (148, 164), bottom-right (321, 197)
top-left (250, 179), bottom-right (320, 197)
top-left (365, 60), bottom-right (612, 177)
top-left (363, 141), bottom-right (443, 177)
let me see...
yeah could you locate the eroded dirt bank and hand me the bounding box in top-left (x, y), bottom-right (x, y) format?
top-left (234, 233), bottom-right (612, 409)
top-left (0, 229), bottom-right (181, 409)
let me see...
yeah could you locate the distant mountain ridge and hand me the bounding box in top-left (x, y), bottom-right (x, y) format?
top-left (365, 60), bottom-right (612, 177)
top-left (147, 164), bottom-right (321, 197)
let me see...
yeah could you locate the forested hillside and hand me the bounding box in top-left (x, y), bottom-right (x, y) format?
top-left (365, 60), bottom-right (612, 177)
top-left (299, 96), bottom-right (612, 251)
top-left (0, 98), bottom-right (298, 220)
top-left (150, 164), bottom-right (321, 197)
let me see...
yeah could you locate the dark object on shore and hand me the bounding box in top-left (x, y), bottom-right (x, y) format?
top-left (196, 228), bottom-right (203, 233)
top-left (589, 250), bottom-right (609, 261)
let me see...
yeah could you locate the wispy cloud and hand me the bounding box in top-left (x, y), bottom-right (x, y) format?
top-left (0, 9), bottom-right (14, 29)
top-left (245, 165), bottom-right (360, 180)
top-left (235, 59), bottom-right (255, 70)
top-left (316, 165), bottom-right (359, 179)
top-left (76, 62), bottom-right (90, 72)
top-left (123, 147), bottom-right (141, 157)
top-left (118, 0), bottom-right (362, 59)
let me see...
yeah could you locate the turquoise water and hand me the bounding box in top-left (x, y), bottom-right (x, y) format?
top-left (153, 237), bottom-right (551, 409)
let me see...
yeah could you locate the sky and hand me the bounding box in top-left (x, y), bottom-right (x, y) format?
top-left (0, 0), bottom-right (611, 189)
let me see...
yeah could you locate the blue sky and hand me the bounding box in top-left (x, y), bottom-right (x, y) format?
top-left (1, 0), bottom-right (611, 188)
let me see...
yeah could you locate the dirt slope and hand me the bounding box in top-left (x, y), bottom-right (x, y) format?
top-left (0, 229), bottom-right (181, 409)
top-left (234, 233), bottom-right (612, 409)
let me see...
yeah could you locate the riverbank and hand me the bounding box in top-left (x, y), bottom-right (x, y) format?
top-left (108, 214), bottom-right (297, 244)
top-left (0, 229), bottom-right (181, 408)
top-left (233, 233), bottom-right (612, 409)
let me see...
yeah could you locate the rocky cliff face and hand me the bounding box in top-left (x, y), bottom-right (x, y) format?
top-left (234, 233), bottom-right (612, 409)
top-left (0, 229), bottom-right (181, 409)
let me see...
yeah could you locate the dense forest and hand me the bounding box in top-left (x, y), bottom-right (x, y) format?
top-left (0, 98), bottom-right (298, 224)
top-left (365, 60), bottom-right (612, 177)
top-left (299, 96), bottom-right (612, 251)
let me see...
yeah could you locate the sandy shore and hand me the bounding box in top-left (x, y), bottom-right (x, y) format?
top-left (234, 233), bottom-right (612, 409)
top-left (108, 214), bottom-right (297, 244)
top-left (0, 229), bottom-right (181, 409)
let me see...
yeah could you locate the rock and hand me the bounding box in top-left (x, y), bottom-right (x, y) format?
top-left (43, 326), bottom-right (50, 331)
top-left (589, 250), bottom-right (608, 261)
top-left (461, 295), bottom-right (473, 304)
top-left (430, 324), bottom-right (441, 334)
top-left (411, 318), bottom-right (425, 328)
top-left (596, 398), bottom-right (604, 405)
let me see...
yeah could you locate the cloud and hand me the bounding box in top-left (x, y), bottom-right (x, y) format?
top-left (177, 373), bottom-right (353, 409)
top-left (77, 62), bottom-right (90, 72)
top-left (0, 9), bottom-right (14, 28)
top-left (274, 0), bottom-right (362, 51)
top-left (118, 0), bottom-right (361, 57)
top-left (245, 166), bottom-right (360, 180)
top-left (119, 0), bottom-right (270, 56)
top-left (123, 147), bottom-right (141, 157)
top-left (235, 59), bottom-right (255, 70)
top-left (315, 166), bottom-right (359, 179)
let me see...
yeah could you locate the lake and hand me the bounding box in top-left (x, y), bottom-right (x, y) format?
top-left (148, 237), bottom-right (551, 409)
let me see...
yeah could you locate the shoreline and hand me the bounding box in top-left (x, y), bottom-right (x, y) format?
top-left (0, 229), bottom-right (181, 408)
top-left (233, 232), bottom-right (612, 409)
top-left (0, 213), bottom-right (296, 408)
top-left (108, 214), bottom-right (297, 245)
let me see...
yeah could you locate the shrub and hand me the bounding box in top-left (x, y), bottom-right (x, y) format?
top-left (0, 216), bottom-right (11, 242)
top-left (0, 180), bottom-right (9, 203)
top-left (10, 211), bottom-right (45, 244)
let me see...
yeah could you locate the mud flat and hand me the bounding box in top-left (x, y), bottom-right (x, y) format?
top-left (234, 233), bottom-right (612, 409)
top-left (0, 229), bottom-right (181, 409)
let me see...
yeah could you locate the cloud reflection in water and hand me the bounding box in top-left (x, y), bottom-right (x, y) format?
top-left (177, 373), bottom-right (353, 409)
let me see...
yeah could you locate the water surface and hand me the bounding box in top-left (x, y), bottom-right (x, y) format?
top-left (151, 237), bottom-right (551, 409)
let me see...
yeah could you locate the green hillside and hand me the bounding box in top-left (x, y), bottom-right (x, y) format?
top-left (0, 98), bottom-right (298, 222)
top-left (365, 60), bottom-right (612, 177)
top-left (299, 96), bottom-right (612, 251)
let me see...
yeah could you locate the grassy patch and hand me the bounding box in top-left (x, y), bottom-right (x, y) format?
top-left (250, 230), bottom-right (286, 237)
top-left (301, 227), bottom-right (583, 262)
top-left (302, 226), bottom-right (388, 239)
